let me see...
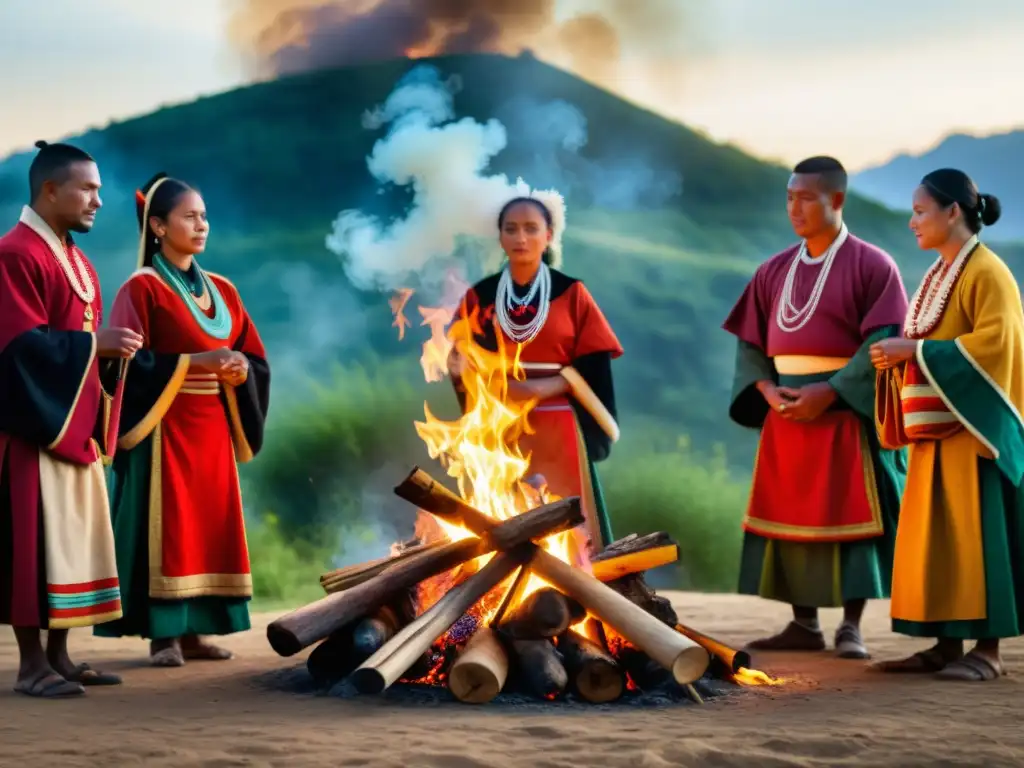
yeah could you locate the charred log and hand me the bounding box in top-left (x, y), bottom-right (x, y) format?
top-left (558, 628), bottom-right (625, 704)
top-left (500, 587), bottom-right (586, 640)
top-left (267, 497), bottom-right (582, 657)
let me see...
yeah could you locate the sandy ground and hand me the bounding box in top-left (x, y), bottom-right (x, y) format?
top-left (1, 592), bottom-right (1022, 767)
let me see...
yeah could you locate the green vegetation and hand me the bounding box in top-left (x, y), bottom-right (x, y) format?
top-left (2, 54), bottom-right (1020, 607)
top-left (241, 360), bottom-right (750, 608)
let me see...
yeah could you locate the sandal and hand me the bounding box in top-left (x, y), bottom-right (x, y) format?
top-left (66, 663), bottom-right (122, 686)
top-left (834, 622), bottom-right (870, 660)
top-left (873, 646), bottom-right (952, 674)
top-left (935, 651), bottom-right (1005, 682)
top-left (14, 673), bottom-right (85, 698)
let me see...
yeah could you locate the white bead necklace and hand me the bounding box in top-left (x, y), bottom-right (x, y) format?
top-left (775, 224), bottom-right (849, 334)
top-left (904, 235), bottom-right (978, 339)
top-left (495, 263), bottom-right (551, 344)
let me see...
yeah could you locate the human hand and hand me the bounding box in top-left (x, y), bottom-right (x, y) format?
top-left (191, 347), bottom-right (235, 374)
top-left (870, 338), bottom-right (918, 370)
top-left (96, 327), bottom-right (144, 358)
top-left (775, 382), bottom-right (837, 422)
top-left (221, 352), bottom-right (249, 386)
top-left (757, 381), bottom-right (796, 415)
top-left (505, 378), bottom-right (539, 402)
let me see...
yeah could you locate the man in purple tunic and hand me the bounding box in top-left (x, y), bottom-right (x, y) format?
top-left (721, 156), bottom-right (909, 659)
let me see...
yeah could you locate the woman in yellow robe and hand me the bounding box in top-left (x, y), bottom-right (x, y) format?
top-left (871, 168), bottom-right (1024, 682)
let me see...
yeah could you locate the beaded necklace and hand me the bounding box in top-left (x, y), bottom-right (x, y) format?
top-left (153, 253), bottom-right (232, 340)
top-left (775, 224), bottom-right (849, 334)
top-left (904, 235), bottom-right (978, 340)
top-left (495, 262), bottom-right (551, 344)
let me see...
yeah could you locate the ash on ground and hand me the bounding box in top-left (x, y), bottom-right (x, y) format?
top-left (254, 665), bottom-right (739, 710)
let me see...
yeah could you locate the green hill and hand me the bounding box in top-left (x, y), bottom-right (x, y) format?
top-left (0, 54), bottom-right (949, 461)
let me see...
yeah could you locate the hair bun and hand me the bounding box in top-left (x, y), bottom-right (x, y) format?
top-left (980, 193), bottom-right (1002, 227)
top-left (34, 140), bottom-right (49, 150)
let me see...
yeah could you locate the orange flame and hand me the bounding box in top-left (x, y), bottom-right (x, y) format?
top-left (732, 667), bottom-right (786, 686)
top-left (390, 283), bottom-right (590, 622)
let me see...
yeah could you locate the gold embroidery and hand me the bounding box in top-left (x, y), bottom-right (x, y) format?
top-left (119, 355), bottom-right (190, 450)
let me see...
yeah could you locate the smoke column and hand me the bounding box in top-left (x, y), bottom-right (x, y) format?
top-left (226, 0), bottom-right (698, 105)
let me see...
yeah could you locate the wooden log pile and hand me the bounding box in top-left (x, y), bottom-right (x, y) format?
top-left (267, 466), bottom-right (754, 705)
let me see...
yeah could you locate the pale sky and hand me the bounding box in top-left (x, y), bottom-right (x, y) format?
top-left (2, 0), bottom-right (1023, 169)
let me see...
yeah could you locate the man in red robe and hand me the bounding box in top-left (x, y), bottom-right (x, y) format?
top-left (722, 156), bottom-right (909, 660)
top-left (0, 141), bottom-right (143, 697)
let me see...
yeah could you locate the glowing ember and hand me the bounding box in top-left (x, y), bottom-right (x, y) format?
top-left (732, 667), bottom-right (786, 686)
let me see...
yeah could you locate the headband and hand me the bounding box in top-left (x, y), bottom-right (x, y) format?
top-left (135, 176), bottom-right (171, 270)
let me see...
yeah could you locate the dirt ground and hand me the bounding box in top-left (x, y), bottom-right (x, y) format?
top-left (1, 592), bottom-right (1022, 767)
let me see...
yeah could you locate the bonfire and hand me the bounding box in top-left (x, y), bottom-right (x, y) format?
top-left (265, 289), bottom-right (782, 703)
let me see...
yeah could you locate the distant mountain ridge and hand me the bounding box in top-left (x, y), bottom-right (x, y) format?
top-left (852, 130), bottom-right (1024, 240)
top-left (2, 53), bottom-right (1023, 469)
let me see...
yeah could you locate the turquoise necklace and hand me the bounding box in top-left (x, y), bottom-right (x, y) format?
top-left (153, 253), bottom-right (233, 340)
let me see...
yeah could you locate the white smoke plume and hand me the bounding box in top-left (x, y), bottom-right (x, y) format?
top-left (326, 67), bottom-right (548, 300)
top-left (325, 64), bottom-right (681, 301)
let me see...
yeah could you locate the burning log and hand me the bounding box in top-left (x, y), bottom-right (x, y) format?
top-left (352, 604), bottom-right (403, 657)
top-left (267, 496), bottom-right (583, 657)
top-left (500, 587), bottom-right (586, 640)
top-left (351, 546), bottom-right (531, 694)
top-left (616, 645), bottom-right (672, 690)
top-left (447, 627), bottom-right (508, 704)
top-left (674, 623), bottom-right (752, 675)
top-left (506, 638), bottom-right (567, 700)
top-left (394, 468), bottom-right (710, 684)
top-left (320, 541), bottom-right (446, 594)
top-left (590, 533), bottom-right (680, 582)
top-left (559, 627), bottom-right (625, 704)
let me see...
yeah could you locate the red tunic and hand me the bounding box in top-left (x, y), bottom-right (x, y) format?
top-left (113, 267), bottom-right (267, 600)
top-left (722, 233), bottom-right (909, 541)
top-left (0, 212), bottom-right (121, 629)
top-left (456, 269), bottom-right (623, 551)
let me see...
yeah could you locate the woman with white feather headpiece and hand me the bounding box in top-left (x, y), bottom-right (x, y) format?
top-left (447, 180), bottom-right (624, 554)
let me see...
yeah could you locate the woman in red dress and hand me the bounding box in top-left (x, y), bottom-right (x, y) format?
top-left (449, 193), bottom-right (623, 556)
top-left (95, 174), bottom-right (270, 666)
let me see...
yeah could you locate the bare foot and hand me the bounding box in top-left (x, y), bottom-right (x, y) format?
top-left (150, 638), bottom-right (185, 667)
top-left (180, 635), bottom-right (233, 661)
top-left (745, 621), bottom-right (826, 652)
top-left (873, 644), bottom-right (962, 673)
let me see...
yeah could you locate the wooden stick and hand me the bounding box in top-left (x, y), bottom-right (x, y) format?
top-left (674, 623), bottom-right (752, 674)
top-left (559, 627), bottom-right (625, 704)
top-left (489, 566), bottom-right (530, 628)
top-left (266, 497), bottom-right (583, 656)
top-left (350, 547), bottom-right (530, 694)
top-left (319, 541), bottom-right (446, 592)
top-left (447, 627), bottom-right (509, 704)
top-left (394, 467), bottom-right (710, 685)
